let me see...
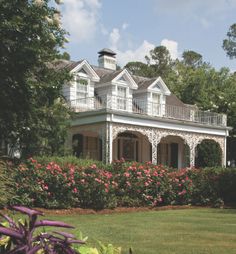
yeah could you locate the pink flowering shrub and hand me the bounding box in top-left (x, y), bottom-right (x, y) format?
top-left (10, 158), bottom-right (235, 209)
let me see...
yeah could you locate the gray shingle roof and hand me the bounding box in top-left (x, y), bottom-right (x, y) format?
top-left (135, 77), bottom-right (157, 90)
top-left (53, 60), bottom-right (83, 71)
top-left (56, 60), bottom-right (186, 108)
top-left (98, 48), bottom-right (116, 56)
top-left (166, 94), bottom-right (185, 107)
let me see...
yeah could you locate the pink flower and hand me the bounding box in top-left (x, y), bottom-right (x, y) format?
top-left (95, 178), bottom-right (102, 183)
top-left (126, 181), bottom-right (131, 187)
top-left (72, 187), bottom-right (78, 193)
top-left (124, 172), bottom-right (130, 178)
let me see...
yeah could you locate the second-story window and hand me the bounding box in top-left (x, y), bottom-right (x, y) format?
top-left (117, 86), bottom-right (127, 110)
top-left (152, 93), bottom-right (161, 116)
top-left (76, 78), bottom-right (88, 99)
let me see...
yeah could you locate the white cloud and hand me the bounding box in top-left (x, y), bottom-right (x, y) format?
top-left (115, 40), bottom-right (155, 67)
top-left (109, 28), bottom-right (121, 50)
top-left (61, 0), bottom-right (101, 43)
top-left (161, 39), bottom-right (179, 59)
top-left (108, 25), bottom-right (180, 66)
top-left (122, 22), bottom-right (129, 30)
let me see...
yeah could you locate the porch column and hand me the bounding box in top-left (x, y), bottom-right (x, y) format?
top-left (101, 123), bottom-right (112, 164)
top-left (151, 142), bottom-right (157, 164)
top-left (65, 130), bottom-right (73, 152)
top-left (222, 137), bottom-right (227, 167)
top-left (189, 143), bottom-right (196, 168)
top-left (109, 123), bottom-right (113, 163)
top-left (151, 131), bottom-right (159, 164)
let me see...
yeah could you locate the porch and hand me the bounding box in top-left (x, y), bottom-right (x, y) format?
top-left (69, 122), bottom-right (226, 169)
top-left (69, 95), bottom-right (227, 127)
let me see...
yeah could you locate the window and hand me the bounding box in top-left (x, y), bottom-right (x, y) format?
top-left (84, 136), bottom-right (98, 160)
top-left (117, 133), bottom-right (138, 161)
top-left (152, 93), bottom-right (161, 116)
top-left (76, 78), bottom-right (88, 100)
top-left (117, 86), bottom-right (127, 110)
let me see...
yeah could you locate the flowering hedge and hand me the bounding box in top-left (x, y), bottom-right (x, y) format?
top-left (9, 158), bottom-right (236, 209)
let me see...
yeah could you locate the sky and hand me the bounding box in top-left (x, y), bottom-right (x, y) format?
top-left (59, 0), bottom-right (236, 71)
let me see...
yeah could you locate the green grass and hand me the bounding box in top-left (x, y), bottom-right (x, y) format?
top-left (43, 208), bottom-right (236, 254)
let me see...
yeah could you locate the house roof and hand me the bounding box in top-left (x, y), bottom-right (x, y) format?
top-left (53, 60), bottom-right (83, 71)
top-left (134, 77), bottom-right (157, 90)
top-left (57, 59), bottom-right (186, 107)
top-left (166, 94), bottom-right (185, 107)
top-left (98, 48), bottom-right (116, 56)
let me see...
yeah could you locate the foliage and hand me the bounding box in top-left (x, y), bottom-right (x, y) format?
top-left (77, 241), bottom-right (122, 254)
top-left (34, 156), bottom-right (107, 169)
top-left (9, 158), bottom-right (236, 209)
top-left (0, 206), bottom-right (84, 253)
top-left (0, 0), bottom-right (71, 157)
top-left (182, 50), bottom-right (203, 67)
top-left (0, 160), bottom-right (14, 208)
top-left (195, 140), bottom-right (222, 167)
top-left (223, 23), bottom-right (236, 59)
top-left (125, 45), bottom-right (236, 136)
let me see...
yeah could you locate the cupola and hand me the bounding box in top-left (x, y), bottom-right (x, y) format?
top-left (98, 48), bottom-right (117, 70)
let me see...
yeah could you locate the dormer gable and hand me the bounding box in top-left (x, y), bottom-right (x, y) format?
top-left (70, 60), bottom-right (100, 82)
top-left (111, 69), bottom-right (138, 89)
top-left (147, 77), bottom-right (171, 96)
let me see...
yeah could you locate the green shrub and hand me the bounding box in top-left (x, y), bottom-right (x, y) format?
top-left (0, 160), bottom-right (14, 208)
top-left (218, 167), bottom-right (236, 204)
top-left (195, 140), bottom-right (222, 167)
top-left (11, 157), bottom-right (236, 209)
top-left (34, 156), bottom-right (108, 169)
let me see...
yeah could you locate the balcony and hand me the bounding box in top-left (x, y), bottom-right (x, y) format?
top-left (69, 95), bottom-right (227, 127)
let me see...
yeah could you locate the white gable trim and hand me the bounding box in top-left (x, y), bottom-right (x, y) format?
top-left (111, 69), bottom-right (138, 89)
top-left (147, 77), bottom-right (171, 95)
top-left (70, 60), bottom-right (100, 82)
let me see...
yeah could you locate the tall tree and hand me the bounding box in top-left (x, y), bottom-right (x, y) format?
top-left (145, 46), bottom-right (173, 78)
top-left (182, 50), bottom-right (203, 67)
top-left (0, 0), bottom-right (71, 157)
top-left (223, 23), bottom-right (236, 59)
top-left (125, 61), bottom-right (151, 77)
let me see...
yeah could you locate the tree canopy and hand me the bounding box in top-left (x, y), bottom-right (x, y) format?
top-left (125, 46), bottom-right (236, 136)
top-left (223, 23), bottom-right (236, 59)
top-left (0, 0), bottom-right (71, 157)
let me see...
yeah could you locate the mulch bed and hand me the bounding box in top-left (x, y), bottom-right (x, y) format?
top-left (34, 205), bottom-right (198, 215)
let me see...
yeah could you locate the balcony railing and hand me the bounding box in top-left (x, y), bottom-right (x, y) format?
top-left (69, 95), bottom-right (227, 127)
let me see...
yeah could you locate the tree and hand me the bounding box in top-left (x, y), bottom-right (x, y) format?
top-left (223, 23), bottom-right (236, 59)
top-left (145, 46), bottom-right (173, 78)
top-left (182, 50), bottom-right (203, 67)
top-left (0, 0), bottom-right (71, 157)
top-left (125, 61), bottom-right (151, 77)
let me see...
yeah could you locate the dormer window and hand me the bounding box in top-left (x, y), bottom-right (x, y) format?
top-left (117, 86), bottom-right (127, 110)
top-left (76, 78), bottom-right (89, 99)
top-left (152, 93), bottom-right (161, 116)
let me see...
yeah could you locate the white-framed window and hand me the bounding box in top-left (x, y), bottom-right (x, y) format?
top-left (117, 86), bottom-right (127, 110)
top-left (76, 78), bottom-right (89, 100)
top-left (152, 93), bottom-right (161, 116)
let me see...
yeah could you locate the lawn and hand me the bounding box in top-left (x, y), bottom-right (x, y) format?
top-left (43, 208), bottom-right (236, 254)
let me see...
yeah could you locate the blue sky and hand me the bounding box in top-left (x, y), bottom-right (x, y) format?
top-left (59, 0), bottom-right (236, 71)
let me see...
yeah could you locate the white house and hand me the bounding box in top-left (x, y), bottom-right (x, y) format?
top-left (59, 48), bottom-right (230, 168)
